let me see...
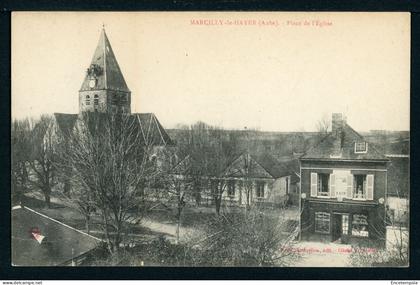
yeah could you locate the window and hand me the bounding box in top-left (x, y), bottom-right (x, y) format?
top-left (311, 173), bottom-right (331, 197)
top-left (285, 177), bottom-right (289, 194)
top-left (353, 175), bottom-right (367, 199)
top-left (315, 212), bottom-right (330, 233)
top-left (355, 142), bottom-right (368, 153)
top-left (210, 180), bottom-right (218, 196)
top-left (256, 182), bottom-right (265, 198)
top-left (94, 94), bottom-right (99, 111)
top-left (227, 180), bottom-right (235, 197)
top-left (85, 95), bottom-right (91, 105)
top-left (112, 95), bottom-right (119, 105)
top-left (342, 214), bottom-right (349, 235)
top-left (318, 173), bottom-right (330, 196)
top-left (352, 214), bottom-right (369, 237)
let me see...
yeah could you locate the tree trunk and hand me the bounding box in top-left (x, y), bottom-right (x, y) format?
top-left (112, 243), bottom-right (120, 254)
top-left (64, 178), bottom-right (71, 198)
top-left (195, 190), bottom-right (201, 207)
top-left (215, 197), bottom-right (221, 215)
top-left (176, 216), bottom-right (181, 244)
top-left (112, 221), bottom-right (123, 253)
top-left (176, 192), bottom-right (186, 243)
top-left (85, 214), bottom-right (91, 234)
top-left (246, 188), bottom-right (251, 210)
top-left (44, 190), bottom-right (51, 208)
top-left (103, 216), bottom-right (113, 254)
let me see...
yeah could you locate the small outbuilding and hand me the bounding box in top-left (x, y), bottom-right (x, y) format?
top-left (12, 206), bottom-right (101, 266)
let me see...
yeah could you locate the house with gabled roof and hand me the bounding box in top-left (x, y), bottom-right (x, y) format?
top-left (219, 152), bottom-right (299, 207)
top-left (299, 113), bottom-right (389, 245)
top-left (168, 151), bottom-right (299, 208)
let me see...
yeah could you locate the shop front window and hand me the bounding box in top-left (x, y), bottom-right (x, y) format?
top-left (352, 214), bottom-right (369, 237)
top-left (315, 212), bottom-right (330, 234)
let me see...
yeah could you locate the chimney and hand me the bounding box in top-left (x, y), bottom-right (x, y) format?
top-left (332, 113), bottom-right (345, 135)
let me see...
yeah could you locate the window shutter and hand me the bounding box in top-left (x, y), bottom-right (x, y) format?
top-left (310, 173), bottom-right (318, 197)
top-left (366, 174), bottom-right (374, 200)
top-left (346, 174), bottom-right (353, 199)
top-left (264, 182), bottom-right (267, 198)
top-left (329, 174), bottom-right (336, 198)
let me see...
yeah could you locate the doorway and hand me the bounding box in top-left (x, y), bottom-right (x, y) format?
top-left (332, 213), bottom-right (349, 243)
top-left (332, 214), bottom-right (342, 242)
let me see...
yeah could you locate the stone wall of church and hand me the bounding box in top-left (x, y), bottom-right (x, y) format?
top-left (79, 90), bottom-right (131, 114)
top-left (79, 90), bottom-right (108, 113)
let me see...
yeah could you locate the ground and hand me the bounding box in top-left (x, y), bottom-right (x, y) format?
top-left (21, 190), bottom-right (352, 267)
top-left (292, 241), bottom-right (351, 267)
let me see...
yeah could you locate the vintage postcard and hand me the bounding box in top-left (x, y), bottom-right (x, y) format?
top-left (11, 12), bottom-right (410, 267)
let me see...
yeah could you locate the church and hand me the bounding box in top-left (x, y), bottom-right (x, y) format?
top-left (53, 27), bottom-right (173, 147)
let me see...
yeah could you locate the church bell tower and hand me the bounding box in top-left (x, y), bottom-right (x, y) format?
top-left (79, 27), bottom-right (131, 114)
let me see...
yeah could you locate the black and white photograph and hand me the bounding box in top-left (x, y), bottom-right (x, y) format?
top-left (11, 12), bottom-right (410, 267)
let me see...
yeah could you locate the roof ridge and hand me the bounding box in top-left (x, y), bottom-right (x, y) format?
top-left (343, 123), bottom-right (364, 140)
top-left (102, 28), bottom-right (107, 90)
top-left (301, 132), bottom-right (332, 158)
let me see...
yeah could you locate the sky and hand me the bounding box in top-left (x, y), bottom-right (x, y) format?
top-left (12, 12), bottom-right (410, 132)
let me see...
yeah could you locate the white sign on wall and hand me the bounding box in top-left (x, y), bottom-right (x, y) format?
top-left (333, 170), bottom-right (350, 200)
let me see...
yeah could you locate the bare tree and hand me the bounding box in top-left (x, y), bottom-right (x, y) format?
top-left (386, 207), bottom-right (409, 266)
top-left (28, 115), bottom-right (57, 208)
top-left (11, 118), bottom-right (32, 205)
top-left (162, 171), bottom-right (194, 243)
top-left (187, 124), bottom-right (240, 215)
top-left (241, 153), bottom-right (257, 209)
top-left (291, 129), bottom-right (311, 154)
top-left (188, 207), bottom-right (301, 266)
top-left (316, 113), bottom-right (331, 136)
top-left (58, 113), bottom-right (159, 253)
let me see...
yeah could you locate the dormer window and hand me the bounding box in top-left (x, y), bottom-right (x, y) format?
top-left (354, 142), bottom-right (368, 153)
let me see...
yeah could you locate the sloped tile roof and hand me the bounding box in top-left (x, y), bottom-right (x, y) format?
top-left (301, 124), bottom-right (388, 161)
top-left (224, 152), bottom-right (274, 179)
top-left (53, 113), bottom-right (173, 147)
top-left (12, 206), bottom-right (100, 266)
top-left (134, 113), bottom-right (174, 146)
top-left (223, 152), bottom-right (299, 179)
top-left (54, 113), bottom-right (78, 136)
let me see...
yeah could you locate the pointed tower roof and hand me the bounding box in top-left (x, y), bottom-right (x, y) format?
top-left (80, 28), bottom-right (130, 92)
